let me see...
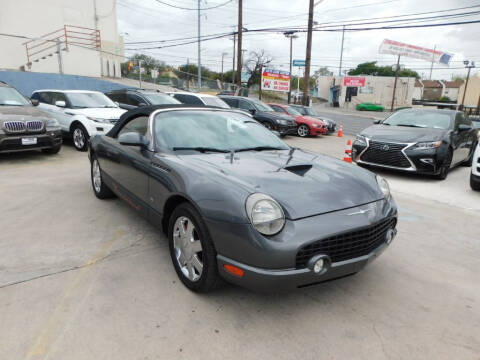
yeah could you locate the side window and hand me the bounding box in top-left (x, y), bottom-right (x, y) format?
top-left (35, 92), bottom-right (52, 104)
top-left (455, 113), bottom-right (465, 129)
top-left (177, 95), bottom-right (203, 105)
top-left (222, 98), bottom-right (238, 108)
top-left (270, 105), bottom-right (285, 113)
top-left (239, 100), bottom-right (256, 111)
top-left (50, 92), bottom-right (67, 106)
top-left (118, 116), bottom-right (149, 137)
top-left (464, 114), bottom-right (472, 126)
top-left (107, 92), bottom-right (125, 103)
top-left (126, 93), bottom-right (144, 106)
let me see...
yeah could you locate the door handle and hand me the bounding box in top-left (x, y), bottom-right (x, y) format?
top-left (65, 112), bottom-right (75, 115)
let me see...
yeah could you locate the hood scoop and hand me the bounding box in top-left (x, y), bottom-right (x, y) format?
top-left (282, 164), bottom-right (313, 176)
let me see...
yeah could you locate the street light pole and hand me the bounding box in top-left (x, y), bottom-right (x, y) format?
top-left (221, 52), bottom-right (227, 82)
top-left (284, 31), bottom-right (298, 104)
top-left (461, 60), bottom-right (476, 108)
top-left (236, 0), bottom-right (243, 91)
top-left (338, 25), bottom-right (345, 76)
top-left (197, 0), bottom-right (202, 91)
top-left (232, 33), bottom-right (236, 84)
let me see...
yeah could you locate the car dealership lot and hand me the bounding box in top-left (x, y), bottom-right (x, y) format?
top-left (1, 138), bottom-right (479, 360)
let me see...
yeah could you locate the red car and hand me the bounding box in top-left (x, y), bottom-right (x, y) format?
top-left (268, 103), bottom-right (328, 137)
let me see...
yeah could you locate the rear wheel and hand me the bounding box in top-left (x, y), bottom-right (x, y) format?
top-left (168, 203), bottom-right (221, 292)
top-left (435, 149), bottom-right (453, 180)
top-left (461, 143), bottom-right (476, 166)
top-left (72, 124), bottom-right (89, 151)
top-left (471, 172), bottom-right (480, 191)
top-left (42, 145), bottom-right (61, 155)
top-left (262, 122), bottom-right (273, 130)
top-left (91, 158), bottom-right (115, 199)
top-left (297, 124), bottom-right (310, 137)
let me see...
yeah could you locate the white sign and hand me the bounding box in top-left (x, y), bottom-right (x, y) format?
top-left (261, 68), bottom-right (291, 92)
top-left (151, 69), bottom-right (159, 79)
top-left (379, 39), bottom-right (452, 65)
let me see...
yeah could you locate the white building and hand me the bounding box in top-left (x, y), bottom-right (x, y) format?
top-left (0, 0), bottom-right (123, 78)
top-left (316, 75), bottom-right (416, 109)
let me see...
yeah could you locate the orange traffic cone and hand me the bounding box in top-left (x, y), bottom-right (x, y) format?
top-left (337, 124), bottom-right (344, 137)
top-left (343, 140), bottom-right (353, 163)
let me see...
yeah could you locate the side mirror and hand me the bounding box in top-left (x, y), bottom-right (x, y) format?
top-left (373, 119), bottom-right (382, 124)
top-left (458, 124), bottom-right (472, 132)
top-left (31, 99), bottom-right (39, 106)
top-left (249, 109), bottom-right (256, 115)
top-left (118, 132), bottom-right (147, 147)
top-left (55, 100), bottom-right (66, 108)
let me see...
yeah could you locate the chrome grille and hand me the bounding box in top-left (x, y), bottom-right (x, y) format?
top-left (361, 141), bottom-right (411, 168)
top-left (3, 121), bottom-right (26, 133)
top-left (26, 120), bottom-right (44, 132)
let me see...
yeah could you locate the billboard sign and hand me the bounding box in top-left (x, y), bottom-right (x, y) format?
top-left (293, 59), bottom-right (306, 67)
top-left (379, 39), bottom-right (452, 65)
top-left (261, 68), bottom-right (291, 92)
top-left (344, 76), bottom-right (366, 87)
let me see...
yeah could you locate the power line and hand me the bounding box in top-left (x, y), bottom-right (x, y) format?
top-left (152, 0), bottom-right (234, 11)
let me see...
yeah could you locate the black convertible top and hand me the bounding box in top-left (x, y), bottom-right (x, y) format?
top-left (107, 104), bottom-right (218, 138)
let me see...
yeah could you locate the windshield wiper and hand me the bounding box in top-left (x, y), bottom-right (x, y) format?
top-left (396, 124), bottom-right (426, 128)
top-left (172, 147), bottom-right (229, 153)
top-left (235, 146), bottom-right (287, 152)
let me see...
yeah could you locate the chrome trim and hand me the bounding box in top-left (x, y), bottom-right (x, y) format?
top-left (26, 120), bottom-right (44, 132)
top-left (3, 121), bottom-right (26, 133)
top-left (355, 137), bottom-right (417, 171)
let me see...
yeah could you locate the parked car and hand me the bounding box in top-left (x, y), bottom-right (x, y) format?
top-left (471, 115), bottom-right (480, 140)
top-left (31, 90), bottom-right (127, 151)
top-left (105, 89), bottom-right (180, 110)
top-left (218, 95), bottom-right (297, 136)
top-left (167, 92), bottom-right (230, 109)
top-left (89, 105), bottom-right (398, 292)
top-left (470, 142), bottom-right (480, 191)
top-left (290, 104), bottom-right (337, 133)
top-left (0, 82), bottom-right (62, 154)
top-left (352, 109), bottom-right (478, 180)
top-left (268, 103), bottom-right (328, 137)
top-left (356, 102), bottom-right (385, 112)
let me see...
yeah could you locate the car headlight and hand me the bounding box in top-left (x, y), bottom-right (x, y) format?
top-left (246, 193), bottom-right (285, 236)
top-left (277, 119), bottom-right (288, 125)
top-left (87, 116), bottom-right (111, 124)
top-left (355, 135), bottom-right (367, 146)
top-left (376, 175), bottom-right (391, 200)
top-left (46, 118), bottom-right (59, 127)
top-left (411, 141), bottom-right (442, 150)
top-left (312, 123), bottom-right (320, 128)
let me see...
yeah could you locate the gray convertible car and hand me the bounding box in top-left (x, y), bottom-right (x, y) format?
top-left (89, 105), bottom-right (398, 292)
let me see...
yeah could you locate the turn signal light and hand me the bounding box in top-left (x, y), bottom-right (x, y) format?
top-left (223, 264), bottom-right (244, 277)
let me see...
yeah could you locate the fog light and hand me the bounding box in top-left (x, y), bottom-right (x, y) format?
top-left (385, 228), bottom-right (396, 245)
top-left (313, 259), bottom-right (324, 273)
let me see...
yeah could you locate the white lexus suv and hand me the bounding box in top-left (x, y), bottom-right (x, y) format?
top-left (471, 141), bottom-right (480, 191)
top-left (31, 90), bottom-right (126, 151)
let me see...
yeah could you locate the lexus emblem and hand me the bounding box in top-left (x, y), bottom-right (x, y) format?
top-left (381, 144), bottom-right (390, 151)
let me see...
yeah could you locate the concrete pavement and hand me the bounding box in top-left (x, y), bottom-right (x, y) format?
top-left (1, 140), bottom-right (479, 360)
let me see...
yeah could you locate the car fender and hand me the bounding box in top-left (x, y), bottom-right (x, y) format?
top-left (69, 115), bottom-right (92, 136)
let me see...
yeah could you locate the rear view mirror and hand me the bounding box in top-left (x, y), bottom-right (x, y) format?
top-left (118, 132), bottom-right (147, 147)
top-left (55, 100), bottom-right (66, 108)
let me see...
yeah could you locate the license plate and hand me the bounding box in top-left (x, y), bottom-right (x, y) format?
top-left (22, 138), bottom-right (37, 145)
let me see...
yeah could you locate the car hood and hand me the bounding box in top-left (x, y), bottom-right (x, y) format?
top-left (172, 149), bottom-right (383, 219)
top-left (258, 111), bottom-right (295, 121)
top-left (68, 107), bottom-right (127, 119)
top-left (300, 115), bottom-right (325, 124)
top-left (0, 105), bottom-right (54, 122)
top-left (361, 124), bottom-right (447, 143)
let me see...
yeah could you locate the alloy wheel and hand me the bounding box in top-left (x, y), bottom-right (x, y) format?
top-left (73, 128), bottom-right (86, 149)
top-left (92, 159), bottom-right (102, 193)
top-left (173, 216), bottom-right (203, 282)
top-left (298, 124), bottom-right (309, 137)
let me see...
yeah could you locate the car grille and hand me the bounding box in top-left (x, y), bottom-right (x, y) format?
top-left (26, 120), bottom-right (44, 132)
top-left (295, 217), bottom-right (397, 268)
top-left (3, 121), bottom-right (26, 133)
top-left (360, 141), bottom-right (411, 168)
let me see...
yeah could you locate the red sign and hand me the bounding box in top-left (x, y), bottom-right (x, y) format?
top-left (261, 68), bottom-right (291, 92)
top-left (344, 76), bottom-right (366, 87)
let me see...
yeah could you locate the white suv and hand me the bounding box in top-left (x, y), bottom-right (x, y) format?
top-left (470, 142), bottom-right (480, 191)
top-left (167, 92), bottom-right (230, 109)
top-left (31, 90), bottom-right (127, 151)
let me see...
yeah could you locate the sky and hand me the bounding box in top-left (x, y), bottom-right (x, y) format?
top-left (117, 0), bottom-right (480, 81)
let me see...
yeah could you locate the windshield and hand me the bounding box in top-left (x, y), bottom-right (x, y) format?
top-left (154, 110), bottom-right (289, 152)
top-left (143, 93), bottom-right (180, 105)
top-left (285, 106), bottom-right (302, 116)
top-left (201, 96), bottom-right (230, 109)
top-left (303, 107), bottom-right (318, 116)
top-left (66, 92), bottom-right (117, 108)
top-left (383, 110), bottom-right (452, 130)
top-left (0, 87), bottom-right (30, 106)
top-left (251, 99), bottom-right (274, 112)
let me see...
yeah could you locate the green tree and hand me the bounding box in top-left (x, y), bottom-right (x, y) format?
top-left (314, 67), bottom-right (333, 77)
top-left (348, 61), bottom-right (419, 78)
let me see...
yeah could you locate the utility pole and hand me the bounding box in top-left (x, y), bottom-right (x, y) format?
top-left (429, 44), bottom-right (436, 80)
top-left (236, 0), bottom-right (243, 91)
top-left (221, 52), bottom-right (227, 82)
top-left (186, 58), bottom-right (190, 91)
top-left (232, 33), bottom-right (236, 84)
top-left (284, 31), bottom-right (297, 104)
top-left (338, 25), bottom-right (345, 76)
top-left (302, 0), bottom-right (314, 106)
top-left (56, 39), bottom-right (64, 74)
top-left (461, 60), bottom-right (476, 108)
top-left (92, 0), bottom-right (103, 76)
top-left (138, 59), bottom-right (143, 88)
top-left (197, 0), bottom-right (202, 91)
top-left (390, 55), bottom-right (400, 112)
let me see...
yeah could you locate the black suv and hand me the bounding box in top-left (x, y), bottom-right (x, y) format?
top-left (0, 82), bottom-right (62, 154)
top-left (218, 95), bottom-right (297, 136)
top-left (105, 89), bottom-right (180, 110)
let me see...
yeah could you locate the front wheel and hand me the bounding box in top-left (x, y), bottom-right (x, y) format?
top-left (72, 124), bottom-right (89, 151)
top-left (471, 172), bottom-right (480, 191)
top-left (91, 158), bottom-right (115, 199)
top-left (435, 149), bottom-right (453, 180)
top-left (168, 203), bottom-right (221, 292)
top-left (297, 124), bottom-right (310, 137)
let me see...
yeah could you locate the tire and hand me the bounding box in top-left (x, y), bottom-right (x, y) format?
top-left (168, 203), bottom-right (221, 293)
top-left (435, 149), bottom-right (453, 180)
top-left (297, 124), bottom-right (310, 137)
top-left (42, 145), bottom-right (61, 155)
top-left (471, 172), bottom-right (480, 191)
top-left (71, 124), bottom-right (89, 151)
top-left (461, 143), bottom-right (477, 166)
top-left (262, 122), bottom-right (273, 130)
top-left (91, 157), bottom-right (115, 199)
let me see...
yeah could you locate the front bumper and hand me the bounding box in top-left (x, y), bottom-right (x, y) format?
top-left (311, 125), bottom-right (328, 135)
top-left (276, 124), bottom-right (298, 136)
top-left (0, 130), bottom-right (62, 153)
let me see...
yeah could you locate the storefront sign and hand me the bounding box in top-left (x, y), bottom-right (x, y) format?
top-left (343, 76), bottom-right (366, 87)
top-left (261, 68), bottom-right (291, 92)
